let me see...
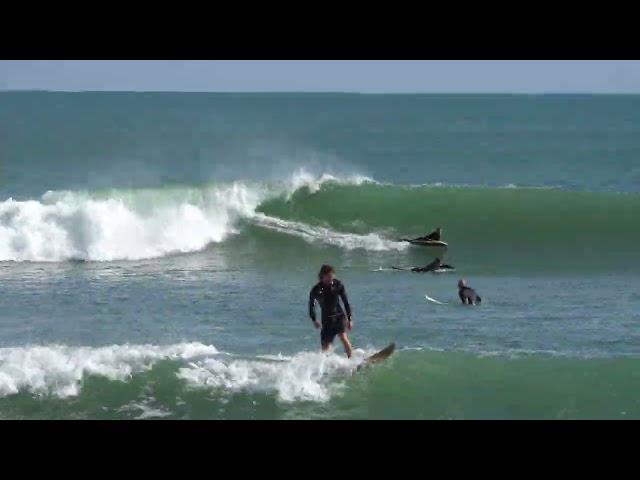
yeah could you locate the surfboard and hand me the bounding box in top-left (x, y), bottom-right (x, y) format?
top-left (407, 240), bottom-right (448, 247)
top-left (357, 343), bottom-right (396, 371)
top-left (432, 268), bottom-right (455, 274)
top-left (425, 294), bottom-right (447, 305)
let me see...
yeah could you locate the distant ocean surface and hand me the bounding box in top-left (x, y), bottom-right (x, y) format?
top-left (1, 92), bottom-right (639, 419)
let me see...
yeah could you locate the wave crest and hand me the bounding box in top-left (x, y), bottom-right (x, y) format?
top-left (0, 170), bottom-right (385, 262)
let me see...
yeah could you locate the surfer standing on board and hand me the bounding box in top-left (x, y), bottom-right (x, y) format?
top-left (308, 264), bottom-right (353, 358)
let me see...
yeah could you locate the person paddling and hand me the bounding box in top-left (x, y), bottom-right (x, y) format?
top-left (391, 257), bottom-right (455, 272)
top-left (410, 257), bottom-right (454, 272)
top-left (400, 227), bottom-right (443, 243)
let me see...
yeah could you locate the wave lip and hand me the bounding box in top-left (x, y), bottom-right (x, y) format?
top-left (285, 169), bottom-right (376, 197)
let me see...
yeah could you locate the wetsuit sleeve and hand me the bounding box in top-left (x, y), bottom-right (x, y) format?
top-left (339, 283), bottom-right (352, 319)
top-left (458, 289), bottom-right (466, 304)
top-left (309, 288), bottom-right (317, 322)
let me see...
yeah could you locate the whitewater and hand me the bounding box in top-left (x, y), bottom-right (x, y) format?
top-left (0, 171), bottom-right (399, 262)
top-left (0, 341), bottom-right (375, 403)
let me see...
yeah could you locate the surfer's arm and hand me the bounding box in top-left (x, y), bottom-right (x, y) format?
top-left (308, 289), bottom-right (317, 322)
top-left (339, 284), bottom-right (352, 319)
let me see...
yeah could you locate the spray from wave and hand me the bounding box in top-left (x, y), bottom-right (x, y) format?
top-left (0, 169), bottom-right (392, 262)
top-left (285, 170), bottom-right (375, 196)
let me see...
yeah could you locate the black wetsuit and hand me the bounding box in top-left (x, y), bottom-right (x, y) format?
top-left (401, 229), bottom-right (441, 243)
top-left (309, 279), bottom-right (352, 345)
top-left (424, 231), bottom-right (441, 241)
top-left (459, 286), bottom-right (482, 305)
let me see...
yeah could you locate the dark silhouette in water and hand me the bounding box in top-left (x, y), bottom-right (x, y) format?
top-left (400, 227), bottom-right (442, 243)
top-left (392, 258), bottom-right (455, 273)
top-left (458, 278), bottom-right (482, 305)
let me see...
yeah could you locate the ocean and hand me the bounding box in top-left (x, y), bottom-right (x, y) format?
top-left (0, 92), bottom-right (639, 419)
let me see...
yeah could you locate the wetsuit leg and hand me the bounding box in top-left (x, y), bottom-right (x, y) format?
top-left (459, 287), bottom-right (480, 305)
top-left (320, 314), bottom-right (348, 346)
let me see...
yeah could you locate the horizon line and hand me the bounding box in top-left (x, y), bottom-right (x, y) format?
top-left (2, 89), bottom-right (640, 95)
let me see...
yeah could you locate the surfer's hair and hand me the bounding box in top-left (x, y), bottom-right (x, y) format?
top-left (318, 264), bottom-right (335, 279)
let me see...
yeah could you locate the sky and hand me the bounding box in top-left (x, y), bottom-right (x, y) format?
top-left (1, 60), bottom-right (640, 93)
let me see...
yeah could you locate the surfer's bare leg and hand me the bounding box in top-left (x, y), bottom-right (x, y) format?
top-left (338, 332), bottom-right (352, 358)
top-left (321, 341), bottom-right (331, 352)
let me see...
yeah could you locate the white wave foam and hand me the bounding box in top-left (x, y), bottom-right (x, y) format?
top-left (0, 342), bottom-right (217, 398)
top-left (0, 169), bottom-right (380, 262)
top-left (119, 400), bottom-right (173, 419)
top-left (252, 213), bottom-right (407, 251)
top-left (255, 353), bottom-right (293, 362)
top-left (0, 183), bottom-right (261, 262)
top-left (178, 349), bottom-right (370, 403)
top-left (0, 342), bottom-right (385, 403)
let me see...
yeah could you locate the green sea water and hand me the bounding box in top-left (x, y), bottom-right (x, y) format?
top-left (0, 92), bottom-right (639, 419)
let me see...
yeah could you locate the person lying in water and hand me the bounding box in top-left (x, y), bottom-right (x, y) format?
top-left (308, 264), bottom-right (353, 358)
top-left (412, 257), bottom-right (454, 272)
top-left (391, 258), bottom-right (455, 273)
top-left (458, 278), bottom-right (482, 305)
top-left (400, 227), bottom-right (442, 243)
